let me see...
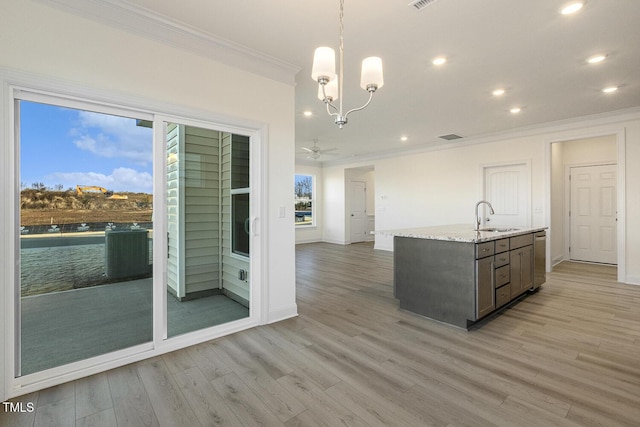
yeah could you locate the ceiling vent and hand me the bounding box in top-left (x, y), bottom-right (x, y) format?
top-left (408, 0), bottom-right (439, 11)
top-left (438, 133), bottom-right (463, 141)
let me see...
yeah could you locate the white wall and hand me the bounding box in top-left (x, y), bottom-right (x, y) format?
top-left (322, 166), bottom-right (348, 244)
top-left (561, 136), bottom-right (617, 164)
top-left (371, 136), bottom-right (547, 250)
top-left (1, 0), bottom-right (297, 400)
top-left (295, 163), bottom-right (323, 244)
top-left (321, 113), bottom-right (640, 285)
top-left (626, 121), bottom-right (640, 285)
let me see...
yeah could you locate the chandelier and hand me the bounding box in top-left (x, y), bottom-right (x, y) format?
top-left (311, 0), bottom-right (384, 128)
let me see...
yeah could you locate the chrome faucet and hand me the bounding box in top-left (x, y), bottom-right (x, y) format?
top-left (475, 200), bottom-right (495, 231)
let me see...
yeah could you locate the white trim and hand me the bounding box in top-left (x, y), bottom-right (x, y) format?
top-left (1, 70), bottom-right (271, 399)
top-left (255, 126), bottom-right (270, 325)
top-left (152, 121), bottom-right (168, 343)
top-left (33, 0), bottom-right (300, 85)
top-left (0, 78), bottom-right (14, 402)
top-left (295, 238), bottom-right (323, 245)
top-left (12, 88), bottom-right (154, 122)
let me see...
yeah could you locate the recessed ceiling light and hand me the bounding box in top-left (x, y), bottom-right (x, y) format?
top-left (400, 136), bottom-right (408, 142)
top-left (303, 110), bottom-right (313, 117)
top-left (561, 1), bottom-right (585, 15)
top-left (432, 56), bottom-right (447, 66)
top-left (587, 54), bottom-right (606, 64)
top-left (492, 88), bottom-right (506, 96)
top-left (510, 107), bottom-right (522, 114)
top-left (602, 86), bottom-right (618, 93)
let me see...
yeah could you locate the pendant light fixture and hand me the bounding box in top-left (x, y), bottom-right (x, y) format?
top-left (311, 0), bottom-right (384, 128)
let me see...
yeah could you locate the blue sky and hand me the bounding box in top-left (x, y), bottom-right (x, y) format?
top-left (20, 101), bottom-right (153, 193)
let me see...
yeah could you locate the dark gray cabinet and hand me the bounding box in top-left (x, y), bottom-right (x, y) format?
top-left (393, 229), bottom-right (544, 329)
top-left (476, 256), bottom-right (495, 319)
top-left (509, 235), bottom-right (534, 299)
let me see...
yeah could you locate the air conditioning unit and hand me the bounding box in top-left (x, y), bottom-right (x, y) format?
top-left (105, 229), bottom-right (150, 280)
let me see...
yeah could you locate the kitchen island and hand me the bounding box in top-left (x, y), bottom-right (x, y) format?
top-left (378, 224), bottom-right (547, 329)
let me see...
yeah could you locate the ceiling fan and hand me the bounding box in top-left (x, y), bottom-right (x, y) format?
top-left (298, 139), bottom-right (338, 160)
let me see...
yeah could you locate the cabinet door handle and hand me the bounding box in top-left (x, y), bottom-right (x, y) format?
top-left (491, 261), bottom-right (496, 307)
top-left (519, 252), bottom-right (523, 286)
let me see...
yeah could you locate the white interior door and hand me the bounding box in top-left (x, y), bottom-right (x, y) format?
top-left (349, 181), bottom-right (366, 243)
top-left (483, 163), bottom-right (530, 228)
top-left (570, 164), bottom-right (617, 264)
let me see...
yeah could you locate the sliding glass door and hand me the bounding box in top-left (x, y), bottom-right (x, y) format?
top-left (12, 90), bottom-right (257, 386)
top-left (17, 98), bottom-right (154, 375)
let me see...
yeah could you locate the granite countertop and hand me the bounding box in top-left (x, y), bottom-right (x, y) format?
top-left (375, 224), bottom-right (547, 243)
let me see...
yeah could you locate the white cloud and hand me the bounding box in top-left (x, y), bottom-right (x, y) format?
top-left (45, 167), bottom-right (152, 193)
top-left (72, 111), bottom-right (152, 164)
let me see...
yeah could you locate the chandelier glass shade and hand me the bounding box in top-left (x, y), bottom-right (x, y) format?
top-left (311, 0), bottom-right (384, 128)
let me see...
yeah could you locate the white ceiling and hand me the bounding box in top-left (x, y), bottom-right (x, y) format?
top-left (121, 0), bottom-right (640, 163)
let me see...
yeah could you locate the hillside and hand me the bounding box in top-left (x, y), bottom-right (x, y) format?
top-left (20, 189), bottom-right (153, 226)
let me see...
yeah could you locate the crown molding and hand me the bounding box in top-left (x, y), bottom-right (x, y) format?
top-left (318, 106), bottom-right (640, 167)
top-left (34, 0), bottom-right (301, 85)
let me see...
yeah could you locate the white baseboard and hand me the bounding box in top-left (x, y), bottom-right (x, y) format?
top-left (267, 304), bottom-right (298, 324)
top-left (322, 239), bottom-right (348, 245)
top-left (295, 238), bottom-right (322, 245)
top-left (625, 274), bottom-right (640, 286)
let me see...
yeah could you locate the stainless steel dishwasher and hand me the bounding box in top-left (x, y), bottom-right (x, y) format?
top-left (532, 231), bottom-right (546, 290)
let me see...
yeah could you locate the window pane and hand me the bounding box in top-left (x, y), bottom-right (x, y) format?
top-left (232, 192), bottom-right (250, 257)
top-left (231, 135), bottom-right (249, 189)
top-left (18, 100), bottom-right (153, 375)
top-left (295, 174), bottom-right (313, 226)
top-left (166, 124), bottom-right (249, 338)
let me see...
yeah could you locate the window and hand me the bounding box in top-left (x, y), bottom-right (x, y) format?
top-left (231, 135), bottom-right (250, 256)
top-left (294, 174), bottom-right (314, 226)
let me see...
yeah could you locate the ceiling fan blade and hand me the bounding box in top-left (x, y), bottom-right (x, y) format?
top-left (301, 147), bottom-right (314, 153)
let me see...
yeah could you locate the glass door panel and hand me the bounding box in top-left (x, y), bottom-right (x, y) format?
top-left (165, 124), bottom-right (249, 338)
top-left (17, 100), bottom-right (154, 375)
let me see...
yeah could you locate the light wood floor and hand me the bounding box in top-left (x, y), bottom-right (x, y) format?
top-left (2, 242), bottom-right (639, 426)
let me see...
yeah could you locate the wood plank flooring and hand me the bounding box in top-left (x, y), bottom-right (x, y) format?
top-left (2, 242), bottom-right (639, 426)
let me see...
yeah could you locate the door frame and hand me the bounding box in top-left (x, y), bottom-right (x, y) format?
top-left (1, 74), bottom-right (269, 399)
top-left (564, 161), bottom-right (617, 263)
top-left (546, 128), bottom-right (626, 283)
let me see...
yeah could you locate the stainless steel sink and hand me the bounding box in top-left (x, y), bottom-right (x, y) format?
top-left (478, 227), bottom-right (520, 232)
